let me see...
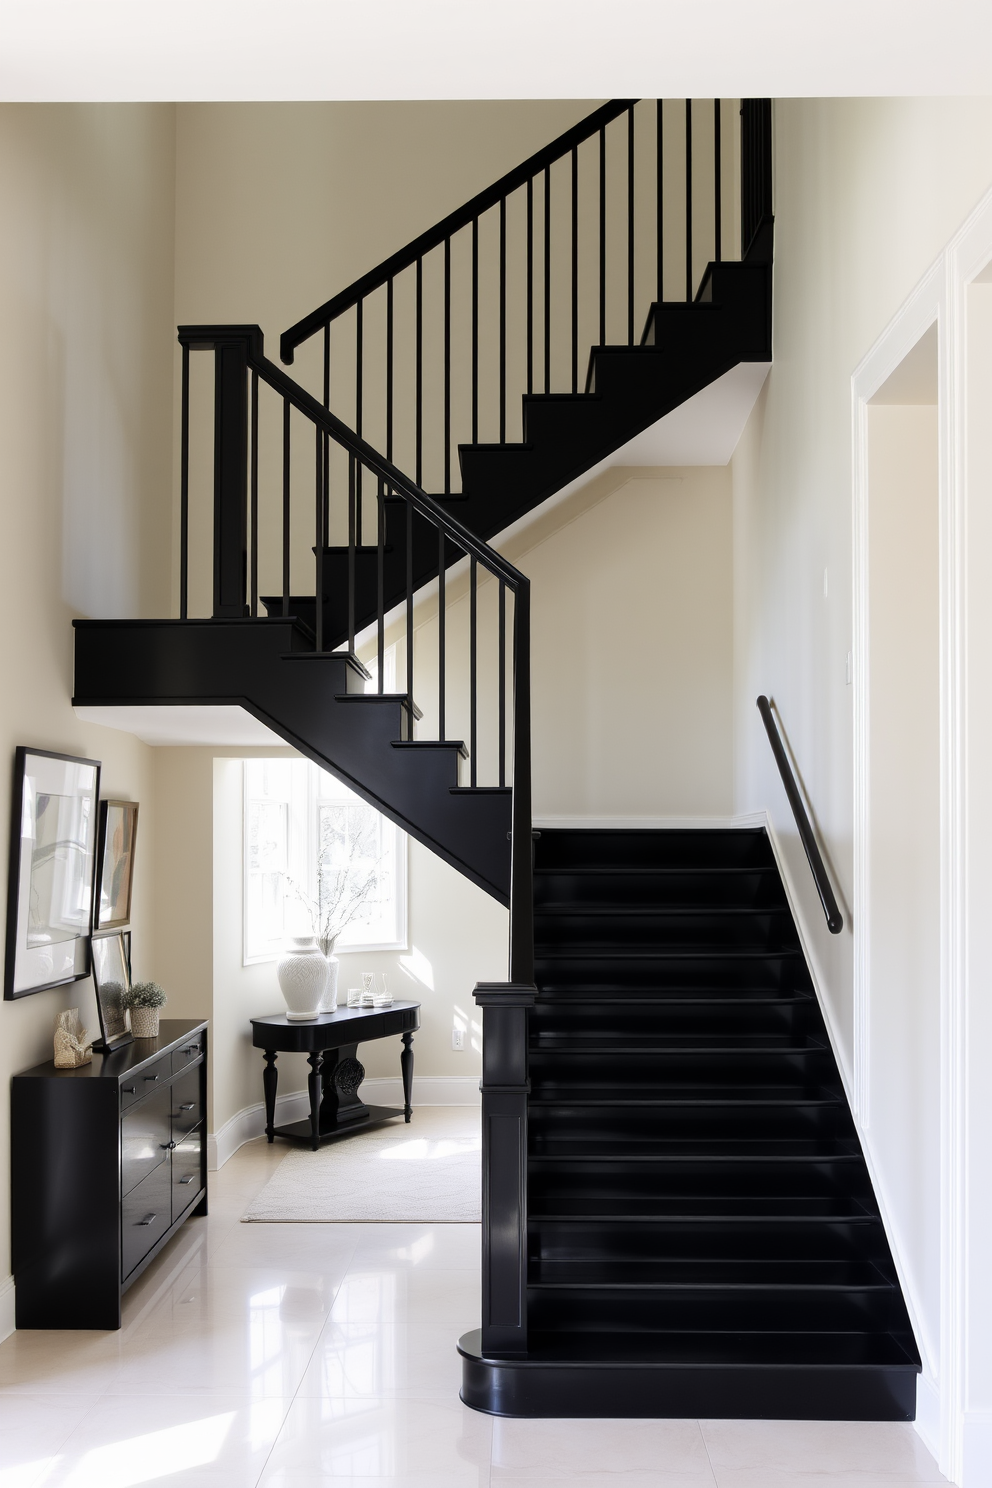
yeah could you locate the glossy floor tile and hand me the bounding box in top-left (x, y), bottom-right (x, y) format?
top-left (0, 1108), bottom-right (952, 1487)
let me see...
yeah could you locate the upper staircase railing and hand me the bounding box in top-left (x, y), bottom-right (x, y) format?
top-left (178, 324), bottom-right (533, 978)
top-left (279, 99), bottom-right (772, 502)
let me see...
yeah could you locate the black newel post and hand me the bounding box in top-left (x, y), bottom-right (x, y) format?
top-left (213, 336), bottom-right (249, 618)
top-left (474, 981), bottom-right (536, 1356)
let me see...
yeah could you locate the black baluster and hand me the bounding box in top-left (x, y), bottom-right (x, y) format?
top-left (250, 369), bottom-right (258, 618)
top-left (438, 526), bottom-right (446, 742)
top-left (406, 497), bottom-right (414, 731)
top-left (377, 478), bottom-right (385, 691)
top-left (628, 103), bottom-right (635, 345)
top-left (315, 424), bottom-right (323, 652)
top-left (571, 144), bottom-right (578, 394)
top-left (685, 99), bottom-right (693, 302)
top-left (714, 98), bottom-right (722, 263)
top-left (472, 218), bottom-right (479, 445)
top-left (499, 197), bottom-right (506, 445)
top-left (444, 235), bottom-right (451, 495)
top-left (180, 341), bottom-right (189, 619)
top-left (657, 99), bottom-right (664, 306)
top-left (599, 125), bottom-right (606, 347)
top-left (470, 554), bottom-right (478, 788)
top-left (348, 455), bottom-right (356, 654)
top-left (526, 177), bottom-right (534, 397)
top-left (282, 397), bottom-right (290, 617)
top-left (544, 167), bottom-right (551, 394)
top-left (416, 256), bottom-right (423, 487)
top-left (498, 579), bottom-right (506, 787)
top-left (356, 299), bottom-right (364, 545)
top-left (386, 277), bottom-right (394, 462)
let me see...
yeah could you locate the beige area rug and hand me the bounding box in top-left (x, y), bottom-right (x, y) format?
top-left (242, 1108), bottom-right (482, 1223)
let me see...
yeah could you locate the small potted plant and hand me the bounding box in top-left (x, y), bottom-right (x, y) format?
top-left (124, 981), bottom-right (167, 1038)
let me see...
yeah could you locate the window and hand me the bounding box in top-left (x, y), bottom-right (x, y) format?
top-left (244, 759), bottom-right (406, 964)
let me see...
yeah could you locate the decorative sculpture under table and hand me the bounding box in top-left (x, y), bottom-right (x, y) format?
top-left (250, 1000), bottom-right (421, 1150)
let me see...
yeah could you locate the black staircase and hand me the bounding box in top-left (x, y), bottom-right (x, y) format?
top-left (459, 828), bottom-right (920, 1417)
top-left (71, 96), bottom-right (923, 1418)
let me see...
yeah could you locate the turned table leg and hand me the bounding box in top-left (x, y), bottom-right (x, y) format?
top-left (262, 1050), bottom-right (278, 1142)
top-left (401, 1032), bottom-right (414, 1122)
top-left (307, 1052), bottom-right (323, 1150)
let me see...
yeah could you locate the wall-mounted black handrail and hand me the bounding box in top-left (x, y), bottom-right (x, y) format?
top-left (756, 695), bottom-right (843, 935)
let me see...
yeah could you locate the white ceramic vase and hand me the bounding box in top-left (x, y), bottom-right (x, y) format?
top-left (277, 936), bottom-right (329, 1021)
top-left (320, 955), bottom-right (339, 1013)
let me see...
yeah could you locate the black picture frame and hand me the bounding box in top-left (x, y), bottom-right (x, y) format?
top-left (4, 747), bottom-right (101, 1001)
top-left (94, 799), bottom-right (139, 931)
top-left (90, 930), bottom-right (133, 1053)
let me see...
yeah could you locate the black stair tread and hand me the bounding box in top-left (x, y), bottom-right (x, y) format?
top-left (529, 1138), bottom-right (862, 1160)
top-left (523, 1329), bottom-right (919, 1370)
top-left (534, 990), bottom-right (815, 1004)
top-left (528, 1260), bottom-right (895, 1290)
top-left (531, 1035), bottom-right (827, 1052)
top-left (529, 1084), bottom-right (844, 1105)
top-left (535, 904), bottom-right (791, 916)
top-left (534, 865), bottom-right (779, 876)
top-left (529, 1195), bottom-right (880, 1221)
top-left (391, 739), bottom-right (469, 760)
top-left (535, 947), bottom-right (805, 960)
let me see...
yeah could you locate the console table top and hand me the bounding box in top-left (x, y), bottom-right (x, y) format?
top-left (251, 1002), bottom-right (420, 1052)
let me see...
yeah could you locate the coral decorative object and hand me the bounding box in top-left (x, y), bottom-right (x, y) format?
top-left (277, 937), bottom-right (329, 1021)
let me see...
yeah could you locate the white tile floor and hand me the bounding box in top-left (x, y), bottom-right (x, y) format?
top-left (0, 1108), bottom-right (949, 1488)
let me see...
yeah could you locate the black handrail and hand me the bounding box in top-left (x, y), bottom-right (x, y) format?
top-left (279, 100), bottom-right (636, 364)
top-left (756, 695), bottom-right (843, 935)
top-left (178, 324), bottom-right (534, 985)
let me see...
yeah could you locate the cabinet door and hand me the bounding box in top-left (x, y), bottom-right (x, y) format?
top-left (121, 1161), bottom-right (171, 1279)
top-left (170, 1065), bottom-right (204, 1140)
top-left (172, 1125), bottom-right (204, 1219)
top-left (121, 1084), bottom-right (172, 1197)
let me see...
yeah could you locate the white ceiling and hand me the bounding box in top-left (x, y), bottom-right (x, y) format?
top-left (1, 1), bottom-right (991, 100)
top-left (73, 704), bottom-right (286, 747)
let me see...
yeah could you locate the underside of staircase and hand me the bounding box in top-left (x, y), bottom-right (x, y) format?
top-left (458, 828), bottom-right (920, 1418)
top-left (72, 97), bottom-right (922, 1420)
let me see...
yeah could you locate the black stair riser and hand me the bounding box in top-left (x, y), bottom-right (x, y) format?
top-left (529, 1109), bottom-right (856, 1142)
top-left (532, 1006), bottom-right (817, 1037)
top-left (530, 1222), bottom-right (895, 1265)
top-left (534, 870), bottom-right (786, 910)
top-left (527, 1290), bottom-right (905, 1335)
top-left (533, 829), bottom-right (775, 872)
top-left (534, 957), bottom-right (811, 991)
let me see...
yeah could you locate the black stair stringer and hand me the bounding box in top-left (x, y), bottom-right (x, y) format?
top-left (460, 826), bottom-right (921, 1419)
top-left (72, 617), bottom-right (511, 903)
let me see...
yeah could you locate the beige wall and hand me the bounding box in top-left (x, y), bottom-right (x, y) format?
top-left (0, 105), bottom-right (176, 1295)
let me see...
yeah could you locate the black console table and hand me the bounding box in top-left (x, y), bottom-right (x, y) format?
top-left (250, 1001), bottom-right (421, 1150)
top-left (11, 1018), bottom-right (208, 1330)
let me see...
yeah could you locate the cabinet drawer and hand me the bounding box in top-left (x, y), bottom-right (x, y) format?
top-left (172, 1125), bottom-right (203, 1217)
top-left (170, 1066), bottom-right (203, 1139)
top-left (119, 1053), bottom-right (170, 1112)
top-left (121, 1161), bottom-right (171, 1279)
top-left (173, 1036), bottom-right (204, 1076)
top-left (121, 1084), bottom-right (172, 1197)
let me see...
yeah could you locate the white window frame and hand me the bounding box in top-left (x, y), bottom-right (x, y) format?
top-left (243, 757), bottom-right (408, 966)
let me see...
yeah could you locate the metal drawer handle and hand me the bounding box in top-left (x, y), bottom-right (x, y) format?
top-left (178, 1103), bottom-right (196, 1111)
top-left (137, 1214), bottom-right (157, 1226)
top-left (144, 1074), bottom-right (160, 1082)
top-left (178, 1174), bottom-right (194, 1185)
top-left (160, 1140), bottom-right (177, 1150)
top-left (122, 1086), bottom-right (136, 1095)
top-left (182, 1045), bottom-right (200, 1055)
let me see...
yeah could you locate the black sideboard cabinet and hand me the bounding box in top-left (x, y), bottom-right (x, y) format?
top-left (11, 1018), bottom-right (208, 1329)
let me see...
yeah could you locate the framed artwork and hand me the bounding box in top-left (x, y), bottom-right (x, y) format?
top-left (90, 931), bottom-right (132, 1052)
top-left (95, 800), bottom-right (138, 930)
top-left (4, 748), bottom-right (101, 1000)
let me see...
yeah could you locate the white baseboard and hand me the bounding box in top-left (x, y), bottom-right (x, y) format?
top-left (533, 813), bottom-right (766, 830)
top-left (914, 1374), bottom-right (941, 1467)
top-left (208, 1076), bottom-right (480, 1169)
top-left (0, 1274), bottom-right (14, 1343)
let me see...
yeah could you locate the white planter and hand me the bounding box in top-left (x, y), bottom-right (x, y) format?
top-left (320, 955), bottom-right (339, 1013)
top-left (277, 936), bottom-right (329, 1021)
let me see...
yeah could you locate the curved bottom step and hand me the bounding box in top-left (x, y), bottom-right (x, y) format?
top-left (457, 1329), bottom-right (919, 1420)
